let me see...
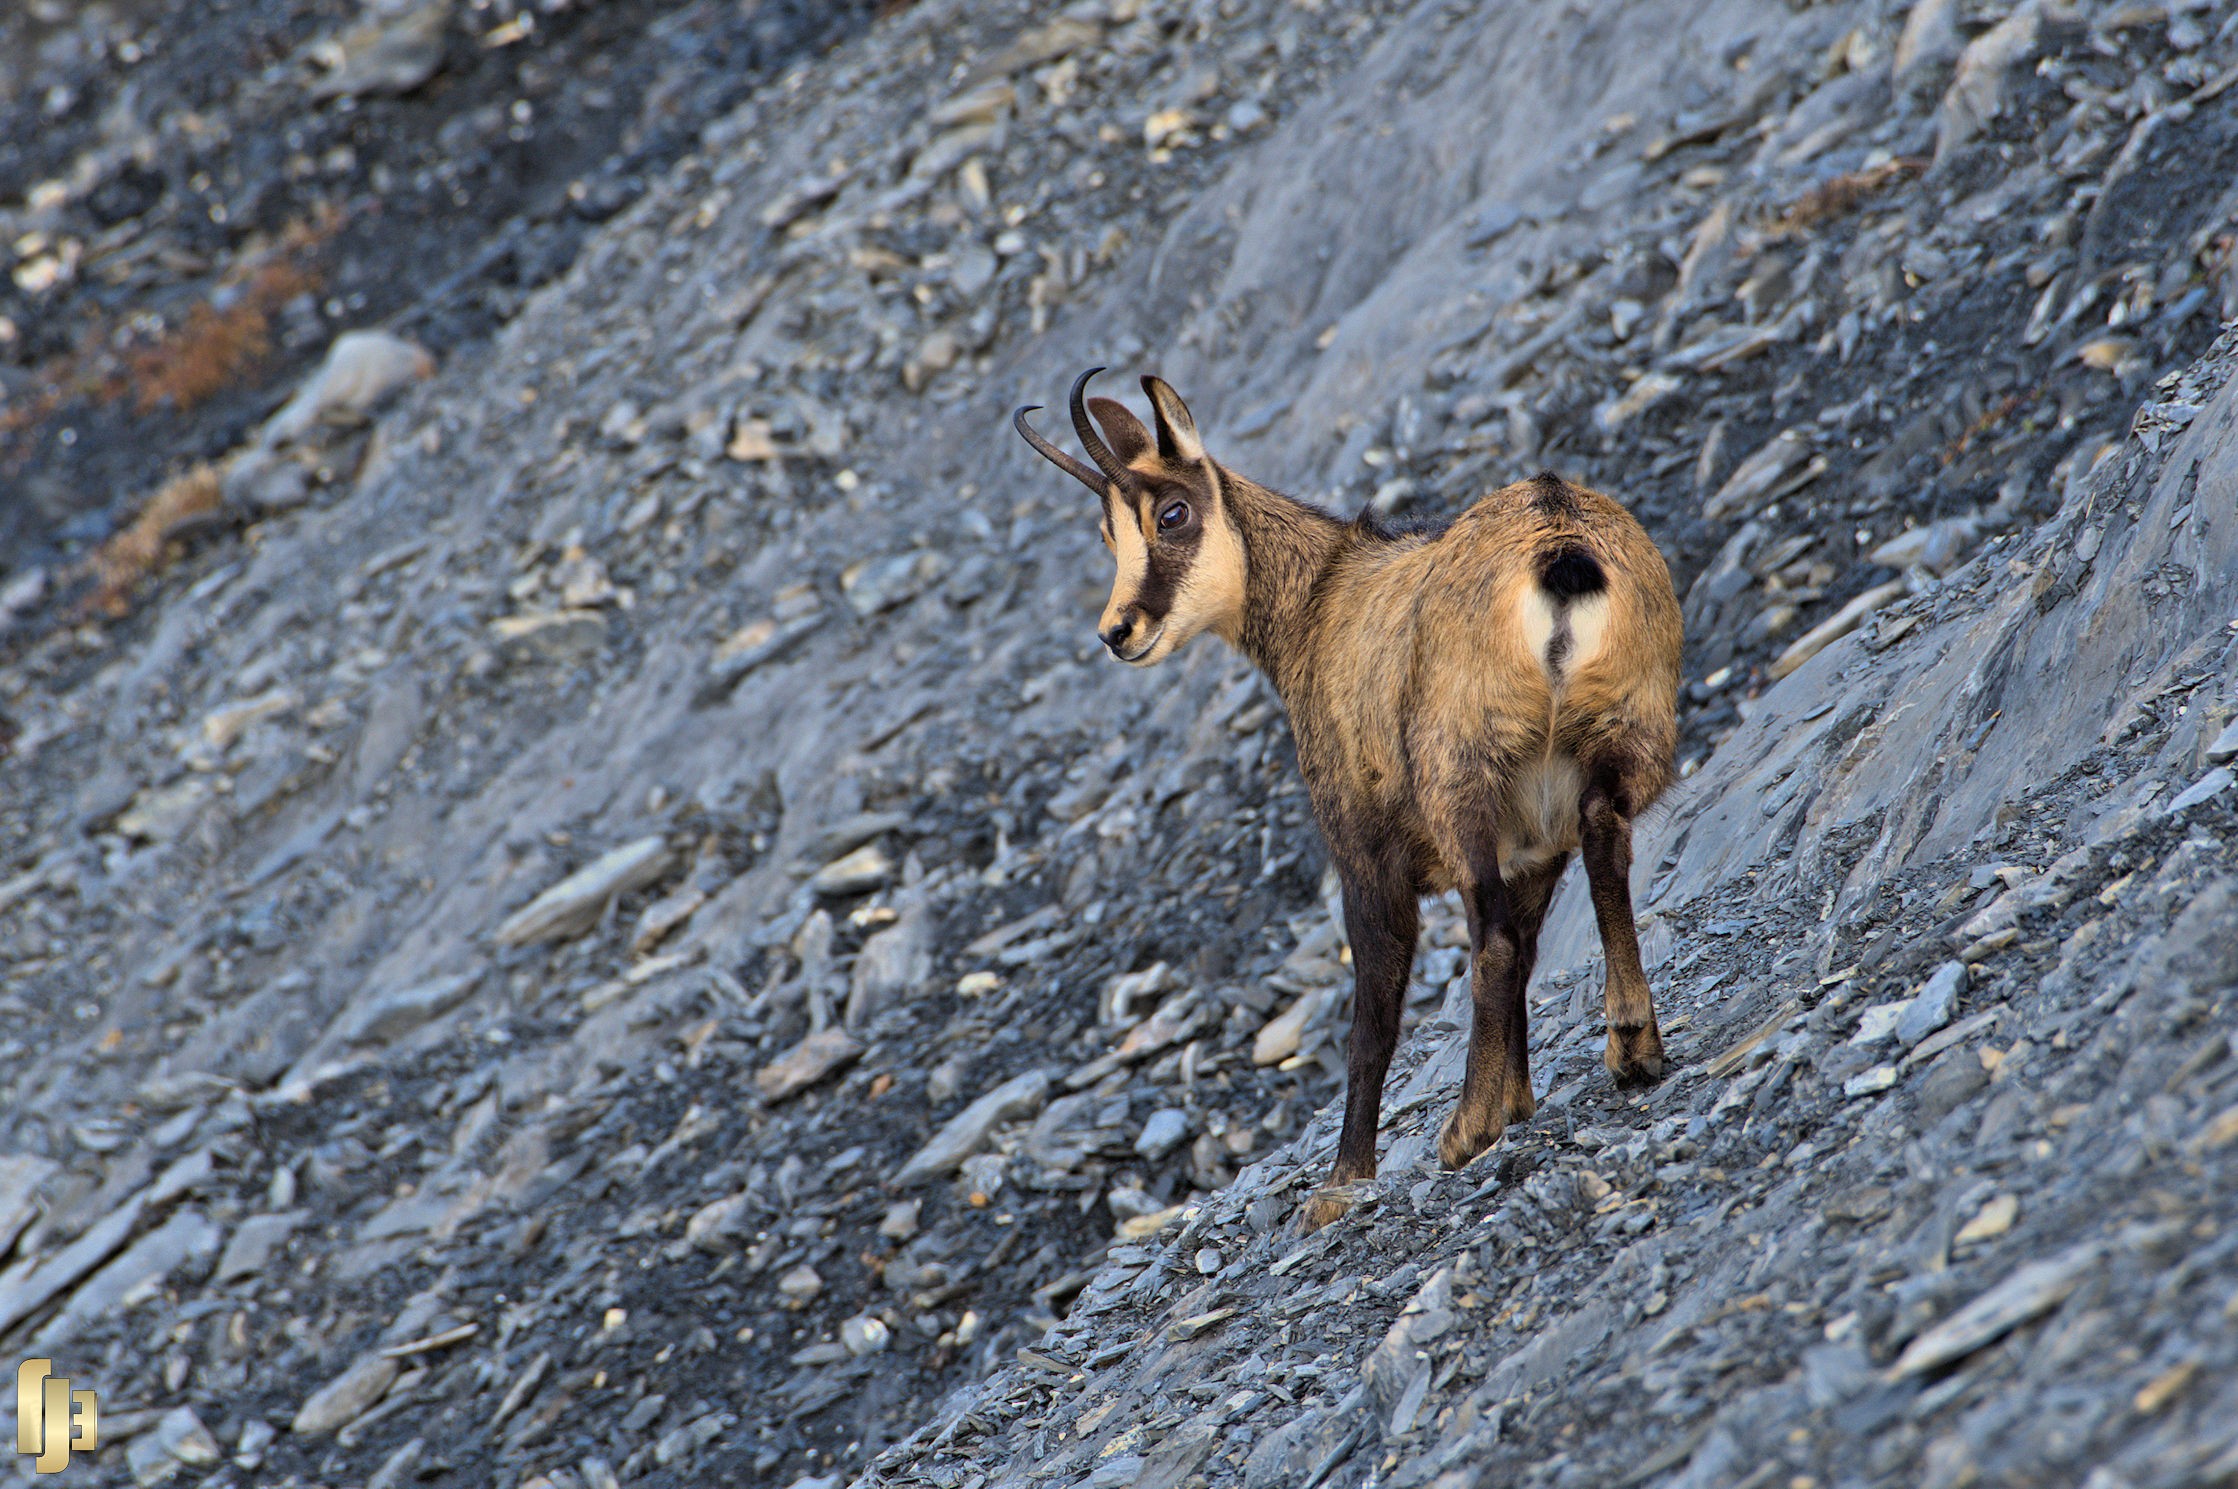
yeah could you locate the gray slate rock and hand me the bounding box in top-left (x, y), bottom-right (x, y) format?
top-left (494, 837), bottom-right (672, 946)
top-left (1891, 1242), bottom-right (2100, 1377)
top-left (124, 1406), bottom-right (220, 1486)
top-left (0, 1154), bottom-right (57, 1255)
top-left (1895, 961), bottom-right (1966, 1045)
top-left (336, 972), bottom-right (479, 1045)
top-left (2163, 766), bottom-right (2233, 817)
top-left (217, 1210), bottom-right (307, 1282)
top-left (34, 1207), bottom-right (222, 1350)
top-left (809, 844), bottom-right (895, 897)
top-left (364, 1437), bottom-right (426, 1489)
top-left (890, 1069), bottom-right (1052, 1187)
top-left (1135, 1108), bottom-right (1191, 1160)
top-left (293, 1351), bottom-right (403, 1436)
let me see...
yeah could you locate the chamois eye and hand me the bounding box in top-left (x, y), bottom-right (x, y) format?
top-left (1158, 500), bottom-right (1190, 531)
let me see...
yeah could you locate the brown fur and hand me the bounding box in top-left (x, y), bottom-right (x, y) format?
top-left (1016, 373), bottom-right (1683, 1232)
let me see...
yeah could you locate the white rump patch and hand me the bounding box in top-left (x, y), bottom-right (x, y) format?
top-left (1519, 587), bottom-right (1611, 678)
top-left (1518, 588), bottom-right (1558, 667)
top-left (1565, 591), bottom-right (1610, 669)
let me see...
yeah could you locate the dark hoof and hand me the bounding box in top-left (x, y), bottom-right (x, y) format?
top-left (1438, 1108), bottom-right (1506, 1170)
top-left (1605, 1025), bottom-right (1666, 1088)
top-left (1301, 1176), bottom-right (1378, 1231)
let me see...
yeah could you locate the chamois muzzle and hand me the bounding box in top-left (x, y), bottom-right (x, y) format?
top-left (1013, 367), bottom-right (1135, 498)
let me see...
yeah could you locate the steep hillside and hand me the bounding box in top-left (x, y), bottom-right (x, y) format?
top-left (0, 0), bottom-right (881, 571)
top-left (0, 1), bottom-right (2234, 1487)
top-left (873, 329), bottom-right (2238, 1489)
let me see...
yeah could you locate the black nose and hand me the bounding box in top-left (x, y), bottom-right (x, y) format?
top-left (1100, 620), bottom-right (1132, 654)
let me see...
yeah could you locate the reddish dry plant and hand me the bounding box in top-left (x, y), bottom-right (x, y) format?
top-left (1942, 389), bottom-right (2030, 467)
top-left (125, 259), bottom-right (321, 414)
top-left (0, 206), bottom-right (342, 457)
top-left (1764, 156), bottom-right (1927, 238)
top-left (81, 464), bottom-right (225, 617)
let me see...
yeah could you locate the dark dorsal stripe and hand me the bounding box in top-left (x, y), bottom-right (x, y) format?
top-left (1528, 471), bottom-right (1576, 516)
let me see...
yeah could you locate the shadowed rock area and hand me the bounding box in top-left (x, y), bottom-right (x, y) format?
top-left (1, 1), bottom-right (2235, 1487)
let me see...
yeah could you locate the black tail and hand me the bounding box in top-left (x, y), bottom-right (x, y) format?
top-left (1537, 544), bottom-right (1606, 600)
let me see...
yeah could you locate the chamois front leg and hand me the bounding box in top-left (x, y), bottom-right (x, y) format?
top-left (1580, 779), bottom-right (1664, 1086)
top-left (1302, 864), bottom-right (1419, 1232)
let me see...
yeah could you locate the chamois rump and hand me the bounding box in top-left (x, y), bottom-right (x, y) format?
top-left (1016, 369), bottom-right (1683, 1229)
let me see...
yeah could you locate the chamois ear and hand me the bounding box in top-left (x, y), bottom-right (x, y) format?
top-left (1141, 376), bottom-right (1205, 464)
top-left (1086, 396), bottom-right (1155, 465)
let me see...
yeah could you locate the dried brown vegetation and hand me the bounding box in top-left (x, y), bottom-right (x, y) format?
top-left (80, 464), bottom-right (225, 617)
top-left (1943, 389), bottom-right (2030, 466)
top-left (124, 259), bottom-right (321, 414)
top-left (0, 211), bottom-right (339, 461)
top-left (1764, 156), bottom-right (1926, 238)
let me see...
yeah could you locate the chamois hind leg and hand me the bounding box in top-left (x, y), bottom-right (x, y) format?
top-left (1438, 856), bottom-right (1524, 1172)
top-left (1499, 853), bottom-right (1570, 1124)
top-left (1580, 774), bottom-right (1664, 1086)
top-left (1302, 857), bottom-right (1420, 1232)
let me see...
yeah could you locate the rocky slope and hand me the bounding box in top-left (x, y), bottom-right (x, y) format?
top-left (0, 0), bottom-right (881, 571)
top-left (0, 1), bottom-right (2234, 1487)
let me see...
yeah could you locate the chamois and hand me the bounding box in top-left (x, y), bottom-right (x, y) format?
top-left (1016, 369), bottom-right (1683, 1229)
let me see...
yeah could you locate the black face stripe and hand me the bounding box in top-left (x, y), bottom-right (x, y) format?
top-left (1121, 478), bottom-right (1206, 620)
top-left (1130, 517), bottom-right (1195, 619)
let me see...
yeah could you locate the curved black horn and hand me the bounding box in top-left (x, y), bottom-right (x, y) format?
top-left (1067, 367), bottom-right (1133, 487)
top-left (1013, 405), bottom-right (1106, 494)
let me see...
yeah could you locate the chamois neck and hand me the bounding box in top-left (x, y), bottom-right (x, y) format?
top-left (1222, 473), bottom-right (1352, 696)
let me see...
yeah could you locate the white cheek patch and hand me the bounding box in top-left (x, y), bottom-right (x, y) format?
top-left (1110, 514), bottom-right (1150, 610)
top-left (1172, 508), bottom-right (1246, 641)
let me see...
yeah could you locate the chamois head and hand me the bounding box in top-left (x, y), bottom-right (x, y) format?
top-left (1015, 369), bottom-right (1245, 666)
